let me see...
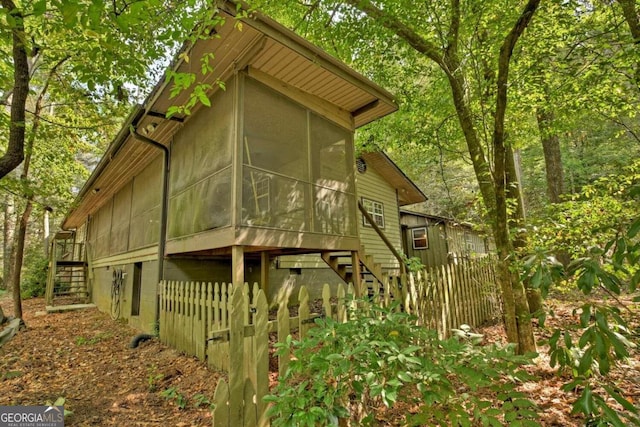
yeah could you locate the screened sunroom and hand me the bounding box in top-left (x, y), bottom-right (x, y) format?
top-left (165, 73), bottom-right (358, 256)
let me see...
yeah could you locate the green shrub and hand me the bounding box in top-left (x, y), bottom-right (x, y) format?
top-left (265, 302), bottom-right (538, 426)
top-left (21, 250), bottom-right (49, 299)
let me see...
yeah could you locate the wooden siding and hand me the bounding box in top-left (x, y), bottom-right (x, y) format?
top-left (403, 223), bottom-right (450, 268)
top-left (401, 212), bottom-right (491, 268)
top-left (446, 225), bottom-right (488, 255)
top-left (277, 253), bottom-right (325, 269)
top-left (88, 156), bottom-right (162, 262)
top-left (356, 167), bottom-right (402, 270)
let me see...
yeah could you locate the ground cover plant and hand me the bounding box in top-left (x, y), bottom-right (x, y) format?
top-left (266, 302), bottom-right (538, 426)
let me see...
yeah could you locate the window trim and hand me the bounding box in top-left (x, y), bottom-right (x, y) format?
top-left (361, 197), bottom-right (385, 229)
top-left (411, 227), bottom-right (428, 250)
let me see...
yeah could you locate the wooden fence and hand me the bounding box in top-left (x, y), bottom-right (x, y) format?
top-left (404, 256), bottom-right (501, 337)
top-left (157, 256), bottom-right (501, 426)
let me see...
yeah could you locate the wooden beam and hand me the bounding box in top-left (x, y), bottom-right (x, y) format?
top-left (351, 250), bottom-right (363, 297)
top-left (261, 251), bottom-right (270, 300)
top-left (232, 245), bottom-right (245, 285)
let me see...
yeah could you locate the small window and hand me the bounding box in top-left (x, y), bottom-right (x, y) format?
top-left (131, 262), bottom-right (142, 316)
top-left (362, 198), bottom-right (384, 228)
top-left (411, 227), bottom-right (428, 249)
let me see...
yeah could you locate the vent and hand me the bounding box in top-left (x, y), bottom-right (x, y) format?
top-left (356, 157), bottom-right (367, 173)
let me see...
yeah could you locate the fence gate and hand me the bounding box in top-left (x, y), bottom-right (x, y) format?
top-left (210, 285), bottom-right (270, 427)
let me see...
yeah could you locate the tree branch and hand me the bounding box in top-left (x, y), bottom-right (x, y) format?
top-left (447, 0), bottom-right (460, 56)
top-left (493, 0), bottom-right (541, 150)
top-left (342, 0), bottom-right (444, 66)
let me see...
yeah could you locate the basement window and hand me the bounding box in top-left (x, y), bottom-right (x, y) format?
top-left (411, 227), bottom-right (428, 250)
top-left (362, 198), bottom-right (385, 229)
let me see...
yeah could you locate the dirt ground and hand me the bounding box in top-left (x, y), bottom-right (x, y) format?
top-left (0, 296), bottom-right (222, 426)
top-left (0, 293), bottom-right (638, 426)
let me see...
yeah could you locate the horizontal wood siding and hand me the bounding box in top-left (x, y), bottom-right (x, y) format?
top-left (445, 225), bottom-right (488, 255)
top-left (356, 168), bottom-right (401, 269)
top-left (278, 253), bottom-right (325, 268)
top-left (404, 224), bottom-right (449, 268)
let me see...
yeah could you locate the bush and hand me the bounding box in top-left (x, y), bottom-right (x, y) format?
top-left (21, 250), bottom-right (49, 299)
top-left (265, 302), bottom-right (538, 426)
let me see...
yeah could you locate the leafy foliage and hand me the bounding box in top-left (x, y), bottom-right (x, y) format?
top-left (266, 302), bottom-right (537, 426)
top-left (522, 162), bottom-right (640, 425)
top-left (161, 386), bottom-right (188, 410)
top-left (20, 247), bottom-right (48, 299)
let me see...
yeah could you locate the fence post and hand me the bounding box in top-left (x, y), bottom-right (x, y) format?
top-left (336, 283), bottom-right (346, 322)
top-left (254, 290), bottom-right (269, 422)
top-left (212, 379), bottom-right (229, 427)
top-left (243, 378), bottom-right (257, 427)
top-left (228, 287), bottom-right (244, 424)
top-left (322, 284), bottom-right (332, 319)
top-left (298, 286), bottom-right (311, 339)
top-left (277, 294), bottom-right (290, 379)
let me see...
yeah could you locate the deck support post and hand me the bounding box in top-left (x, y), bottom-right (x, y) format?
top-left (260, 251), bottom-right (270, 300)
top-left (232, 245), bottom-right (245, 286)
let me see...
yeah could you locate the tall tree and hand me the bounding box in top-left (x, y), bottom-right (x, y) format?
top-left (0, 0), bottom-right (29, 178)
top-left (257, 0), bottom-right (541, 352)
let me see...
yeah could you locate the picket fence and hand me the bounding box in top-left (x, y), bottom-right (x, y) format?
top-left (158, 257), bottom-right (501, 426)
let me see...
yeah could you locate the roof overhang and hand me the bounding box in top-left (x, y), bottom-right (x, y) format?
top-left (360, 152), bottom-right (427, 206)
top-left (400, 209), bottom-right (475, 229)
top-left (62, 1), bottom-right (398, 230)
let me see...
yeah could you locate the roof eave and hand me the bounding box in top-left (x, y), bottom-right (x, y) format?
top-left (61, 106), bottom-right (144, 230)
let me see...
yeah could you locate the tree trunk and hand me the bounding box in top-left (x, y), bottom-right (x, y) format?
top-left (619, 0), bottom-right (640, 89)
top-left (2, 199), bottom-right (16, 290)
top-left (11, 199), bottom-right (32, 320)
top-left (536, 106), bottom-right (572, 270)
top-left (536, 107), bottom-right (564, 203)
top-left (0, 0), bottom-right (29, 179)
top-left (5, 52), bottom-right (58, 320)
top-left (489, 0), bottom-right (540, 354)
top-left (344, 0), bottom-right (540, 353)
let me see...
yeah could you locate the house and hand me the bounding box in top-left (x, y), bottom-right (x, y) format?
top-left (400, 210), bottom-right (494, 267)
top-left (275, 151), bottom-right (426, 289)
top-left (50, 1), bottom-right (406, 332)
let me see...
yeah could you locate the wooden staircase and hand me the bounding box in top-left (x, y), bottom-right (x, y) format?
top-left (321, 246), bottom-right (388, 296)
top-left (45, 234), bottom-right (91, 310)
top-left (49, 262), bottom-right (89, 300)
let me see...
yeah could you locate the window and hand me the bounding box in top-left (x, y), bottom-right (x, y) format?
top-left (131, 262), bottom-right (142, 316)
top-left (411, 227), bottom-right (428, 249)
top-left (362, 198), bottom-right (384, 228)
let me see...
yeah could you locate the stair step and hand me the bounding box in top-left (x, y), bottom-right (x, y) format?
top-left (55, 291), bottom-right (89, 297)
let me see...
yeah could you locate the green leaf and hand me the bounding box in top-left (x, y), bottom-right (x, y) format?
top-left (397, 371), bottom-right (412, 382)
top-left (573, 386), bottom-right (594, 416)
top-left (61, 1), bottom-right (79, 25)
top-left (325, 354), bottom-right (343, 362)
top-left (627, 217), bottom-right (640, 238)
top-left (196, 88), bottom-right (211, 107)
top-left (32, 0), bottom-right (47, 16)
top-left (599, 401), bottom-right (626, 427)
top-left (602, 385), bottom-right (638, 413)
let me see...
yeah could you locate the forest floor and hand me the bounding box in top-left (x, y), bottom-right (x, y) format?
top-left (0, 292), bottom-right (638, 426)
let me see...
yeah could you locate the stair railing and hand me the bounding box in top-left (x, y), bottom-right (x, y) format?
top-left (357, 200), bottom-right (407, 276)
